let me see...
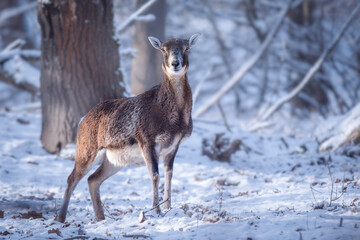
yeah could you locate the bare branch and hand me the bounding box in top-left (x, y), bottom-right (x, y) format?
top-left (258, 3), bottom-right (360, 122)
top-left (134, 13), bottom-right (155, 22)
top-left (116, 0), bottom-right (158, 34)
top-left (217, 101), bottom-right (232, 132)
top-left (245, 0), bottom-right (265, 42)
top-left (0, 49), bottom-right (41, 63)
top-left (0, 39), bottom-right (40, 94)
top-left (0, 39), bottom-right (40, 63)
top-left (0, 69), bottom-right (39, 94)
top-left (193, 0), bottom-right (293, 117)
top-left (2, 39), bottom-right (25, 52)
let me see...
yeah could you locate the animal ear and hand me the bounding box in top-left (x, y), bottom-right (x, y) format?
top-left (189, 33), bottom-right (201, 49)
top-left (148, 36), bottom-right (162, 50)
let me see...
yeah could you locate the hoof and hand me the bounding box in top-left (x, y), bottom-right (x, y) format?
top-left (152, 207), bottom-right (161, 215)
top-left (95, 215), bottom-right (105, 222)
top-left (57, 215), bottom-right (66, 223)
top-left (162, 200), bottom-right (171, 210)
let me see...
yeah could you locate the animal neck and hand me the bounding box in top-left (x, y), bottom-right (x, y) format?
top-left (159, 72), bottom-right (192, 111)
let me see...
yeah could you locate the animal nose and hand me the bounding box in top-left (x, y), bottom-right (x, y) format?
top-left (171, 60), bottom-right (179, 68)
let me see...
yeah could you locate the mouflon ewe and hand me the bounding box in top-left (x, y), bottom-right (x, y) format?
top-left (58, 33), bottom-right (200, 222)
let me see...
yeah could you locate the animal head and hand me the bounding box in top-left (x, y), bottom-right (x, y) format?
top-left (148, 33), bottom-right (201, 77)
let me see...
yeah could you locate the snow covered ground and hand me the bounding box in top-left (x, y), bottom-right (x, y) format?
top-left (0, 105), bottom-right (359, 240)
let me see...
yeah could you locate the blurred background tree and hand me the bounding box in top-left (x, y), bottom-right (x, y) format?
top-left (131, 0), bottom-right (166, 95)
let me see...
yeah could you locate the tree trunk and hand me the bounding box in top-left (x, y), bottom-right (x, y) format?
top-left (131, 0), bottom-right (166, 95)
top-left (38, 0), bottom-right (124, 154)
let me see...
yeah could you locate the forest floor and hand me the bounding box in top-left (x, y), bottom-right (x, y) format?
top-left (0, 106), bottom-right (359, 240)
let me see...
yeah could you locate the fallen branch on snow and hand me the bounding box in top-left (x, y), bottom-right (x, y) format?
top-left (319, 103), bottom-right (360, 152)
top-left (0, 38), bottom-right (41, 60)
top-left (0, 69), bottom-right (38, 94)
top-left (0, 49), bottom-right (41, 63)
top-left (0, 39), bottom-right (40, 94)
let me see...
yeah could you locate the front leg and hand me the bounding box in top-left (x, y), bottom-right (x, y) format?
top-left (140, 143), bottom-right (161, 214)
top-left (163, 145), bottom-right (179, 210)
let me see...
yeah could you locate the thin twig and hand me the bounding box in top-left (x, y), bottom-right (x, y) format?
top-left (217, 101), bottom-right (232, 132)
top-left (310, 186), bottom-right (317, 203)
top-left (102, 204), bottom-right (117, 220)
top-left (215, 185), bottom-right (223, 216)
top-left (143, 198), bottom-right (169, 213)
top-left (161, 208), bottom-right (172, 217)
top-left (245, 0), bottom-right (265, 42)
top-left (326, 155), bottom-right (334, 207)
top-left (331, 166), bottom-right (347, 202)
top-left (54, 199), bottom-right (57, 217)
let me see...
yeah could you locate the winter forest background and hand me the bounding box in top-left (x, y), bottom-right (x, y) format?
top-left (0, 0), bottom-right (359, 239)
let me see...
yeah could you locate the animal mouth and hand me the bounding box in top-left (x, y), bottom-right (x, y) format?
top-left (166, 64), bottom-right (184, 75)
top-left (173, 63), bottom-right (185, 72)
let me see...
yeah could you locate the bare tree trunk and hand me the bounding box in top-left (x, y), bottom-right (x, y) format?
top-left (131, 0), bottom-right (166, 95)
top-left (38, 0), bottom-right (124, 154)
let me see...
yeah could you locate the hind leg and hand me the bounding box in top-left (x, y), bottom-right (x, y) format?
top-left (58, 166), bottom-right (88, 223)
top-left (58, 149), bottom-right (102, 223)
top-left (88, 154), bottom-right (122, 221)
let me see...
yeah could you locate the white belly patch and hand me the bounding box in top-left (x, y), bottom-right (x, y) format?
top-left (106, 144), bottom-right (144, 167)
top-left (105, 134), bottom-right (189, 166)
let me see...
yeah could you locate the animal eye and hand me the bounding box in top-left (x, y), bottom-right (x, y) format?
top-left (185, 47), bottom-right (190, 52)
top-left (161, 48), bottom-right (166, 53)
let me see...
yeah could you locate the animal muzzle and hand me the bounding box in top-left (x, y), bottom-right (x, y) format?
top-left (169, 52), bottom-right (182, 72)
top-left (171, 60), bottom-right (180, 68)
